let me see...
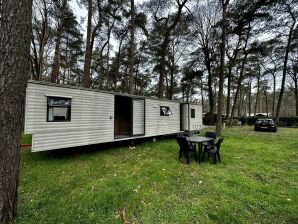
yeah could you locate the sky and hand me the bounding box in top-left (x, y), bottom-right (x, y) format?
top-left (69, 1), bottom-right (87, 35)
top-left (69, 0), bottom-right (147, 36)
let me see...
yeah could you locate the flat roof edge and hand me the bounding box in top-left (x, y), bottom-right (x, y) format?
top-left (27, 80), bottom-right (201, 105)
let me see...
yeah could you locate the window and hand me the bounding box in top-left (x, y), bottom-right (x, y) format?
top-left (47, 97), bottom-right (71, 122)
top-left (160, 106), bottom-right (172, 116)
top-left (191, 109), bottom-right (195, 118)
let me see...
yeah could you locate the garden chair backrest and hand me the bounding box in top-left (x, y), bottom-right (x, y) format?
top-left (205, 131), bottom-right (216, 139)
top-left (176, 136), bottom-right (189, 149)
top-left (215, 137), bottom-right (224, 151)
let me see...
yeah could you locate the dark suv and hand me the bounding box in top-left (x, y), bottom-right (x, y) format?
top-left (254, 119), bottom-right (277, 132)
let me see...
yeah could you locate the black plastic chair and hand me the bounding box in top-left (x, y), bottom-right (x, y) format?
top-left (203, 137), bottom-right (224, 164)
top-left (176, 135), bottom-right (197, 164)
top-left (205, 131), bottom-right (216, 139)
top-left (202, 131), bottom-right (216, 148)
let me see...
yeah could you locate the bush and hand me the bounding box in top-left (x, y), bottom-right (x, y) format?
top-left (277, 117), bottom-right (298, 127)
top-left (224, 119), bottom-right (239, 126)
top-left (203, 112), bottom-right (217, 125)
top-left (239, 116), bottom-right (298, 127)
top-left (203, 113), bottom-right (226, 125)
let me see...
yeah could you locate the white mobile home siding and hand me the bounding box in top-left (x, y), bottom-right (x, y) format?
top-left (145, 99), bottom-right (180, 136)
top-left (189, 104), bottom-right (202, 130)
top-left (25, 82), bottom-right (202, 152)
top-left (25, 83), bottom-right (114, 152)
top-left (132, 99), bottom-right (145, 135)
top-left (181, 103), bottom-right (203, 131)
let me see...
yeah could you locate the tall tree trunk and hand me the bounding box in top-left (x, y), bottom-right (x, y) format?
top-left (62, 36), bottom-right (69, 84)
top-left (264, 88), bottom-right (268, 117)
top-left (207, 65), bottom-right (214, 114)
top-left (157, 0), bottom-right (187, 98)
top-left (82, 0), bottom-right (92, 88)
top-left (31, 0), bottom-right (48, 81)
top-left (158, 34), bottom-right (169, 98)
top-left (275, 18), bottom-right (296, 121)
top-left (99, 19), bottom-right (115, 89)
top-left (169, 46), bottom-right (175, 100)
top-left (200, 77), bottom-right (204, 110)
top-left (226, 39), bottom-right (241, 120)
top-left (128, 0), bottom-right (135, 94)
top-left (169, 68), bottom-right (174, 100)
top-left (229, 22), bottom-right (250, 125)
top-left (229, 52), bottom-right (248, 125)
top-left (213, 81), bottom-right (217, 114)
top-left (0, 0), bottom-right (32, 222)
top-left (216, 0), bottom-right (229, 136)
top-left (51, 1), bottom-right (67, 83)
top-left (295, 74), bottom-right (298, 116)
top-left (291, 65), bottom-right (298, 116)
top-left (237, 84), bottom-right (242, 118)
top-left (38, 0), bottom-right (48, 80)
top-left (248, 81), bottom-right (251, 117)
top-left (226, 66), bottom-right (232, 118)
top-left (51, 26), bottom-right (63, 83)
top-left (31, 31), bottom-right (40, 80)
top-left (114, 29), bottom-right (128, 90)
top-left (272, 73), bottom-right (276, 116)
top-left (254, 76), bottom-right (260, 116)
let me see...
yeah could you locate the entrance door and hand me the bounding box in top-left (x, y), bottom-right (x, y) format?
top-left (132, 99), bottom-right (145, 136)
top-left (114, 95), bottom-right (132, 139)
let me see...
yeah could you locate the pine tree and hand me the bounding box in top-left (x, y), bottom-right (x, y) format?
top-left (0, 0), bottom-right (33, 222)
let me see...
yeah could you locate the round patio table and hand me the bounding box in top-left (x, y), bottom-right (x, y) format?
top-left (186, 136), bottom-right (215, 163)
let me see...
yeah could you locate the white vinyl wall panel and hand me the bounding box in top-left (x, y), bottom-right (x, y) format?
top-left (145, 99), bottom-right (180, 136)
top-left (133, 99), bottom-right (145, 135)
top-left (189, 104), bottom-right (203, 130)
top-left (25, 83), bottom-right (114, 151)
top-left (181, 103), bottom-right (203, 131)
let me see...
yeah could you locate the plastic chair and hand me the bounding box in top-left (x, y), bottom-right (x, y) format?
top-left (202, 131), bottom-right (216, 148)
top-left (205, 131), bottom-right (216, 139)
top-left (203, 137), bottom-right (224, 164)
top-left (176, 135), bottom-right (197, 164)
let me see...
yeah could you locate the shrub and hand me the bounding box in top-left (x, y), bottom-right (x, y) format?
top-left (239, 116), bottom-right (298, 127)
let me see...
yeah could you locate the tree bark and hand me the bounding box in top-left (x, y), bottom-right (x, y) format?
top-left (169, 49), bottom-right (175, 100)
top-left (226, 38), bottom-right (241, 120)
top-left (275, 12), bottom-right (296, 121)
top-left (237, 85), bottom-right (242, 118)
top-left (290, 63), bottom-right (298, 116)
top-left (206, 61), bottom-right (214, 114)
top-left (272, 73), bottom-right (276, 116)
top-left (0, 0), bottom-right (32, 222)
top-left (215, 0), bottom-right (229, 136)
top-left (37, 0), bottom-right (48, 80)
top-left (295, 74), bottom-right (298, 116)
top-left (31, 0), bottom-right (48, 81)
top-left (128, 0), bottom-right (135, 94)
top-left (82, 0), bottom-right (93, 88)
top-left (248, 81), bottom-right (251, 117)
top-left (157, 0), bottom-right (188, 98)
top-left (264, 88), bottom-right (269, 117)
top-left (254, 75), bottom-right (260, 116)
top-left (158, 34), bottom-right (169, 98)
top-left (50, 0), bottom-right (67, 83)
top-left (200, 77), bottom-right (204, 110)
top-left (229, 52), bottom-right (248, 125)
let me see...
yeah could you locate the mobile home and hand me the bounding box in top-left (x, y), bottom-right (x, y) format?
top-left (24, 81), bottom-right (203, 152)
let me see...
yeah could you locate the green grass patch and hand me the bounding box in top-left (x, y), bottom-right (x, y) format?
top-left (16, 127), bottom-right (298, 223)
top-left (21, 134), bottom-right (32, 145)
